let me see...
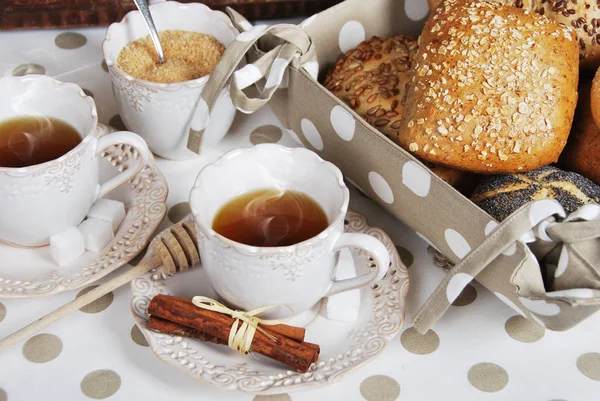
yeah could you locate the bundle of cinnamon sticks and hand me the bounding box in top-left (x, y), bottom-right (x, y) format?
top-left (146, 295), bottom-right (320, 373)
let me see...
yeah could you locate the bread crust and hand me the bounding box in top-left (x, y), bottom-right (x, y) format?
top-left (591, 67), bottom-right (600, 128)
top-left (523, 0), bottom-right (600, 70)
top-left (398, 0), bottom-right (579, 174)
top-left (324, 35), bottom-right (418, 141)
top-left (561, 78), bottom-right (600, 185)
top-left (427, 0), bottom-right (600, 69)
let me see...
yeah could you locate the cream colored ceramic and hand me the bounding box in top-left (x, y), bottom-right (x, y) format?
top-left (0, 75), bottom-right (151, 247)
top-left (102, 1), bottom-right (239, 160)
top-left (131, 210), bottom-right (408, 394)
top-left (189, 144), bottom-right (391, 320)
top-left (0, 124), bottom-right (168, 298)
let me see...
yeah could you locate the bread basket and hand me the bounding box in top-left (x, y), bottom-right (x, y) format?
top-left (186, 0), bottom-right (600, 332)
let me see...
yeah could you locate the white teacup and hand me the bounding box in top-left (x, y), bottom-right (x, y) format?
top-left (102, 1), bottom-right (239, 160)
top-left (0, 75), bottom-right (150, 247)
top-left (190, 144), bottom-right (391, 320)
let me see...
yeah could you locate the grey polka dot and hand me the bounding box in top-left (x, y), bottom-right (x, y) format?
top-left (468, 363), bottom-right (509, 392)
top-left (76, 286), bottom-right (114, 313)
top-left (452, 284), bottom-right (477, 307)
top-left (101, 60), bottom-right (109, 73)
top-left (55, 32), bottom-right (87, 49)
top-left (0, 302), bottom-right (5, 323)
top-left (360, 375), bottom-right (400, 401)
top-left (250, 125), bottom-right (283, 145)
top-left (131, 325), bottom-right (149, 347)
top-left (400, 327), bottom-right (439, 355)
top-left (253, 395), bottom-right (292, 401)
top-left (109, 115), bottom-right (127, 131)
top-left (81, 370), bottom-right (121, 399)
top-left (168, 202), bottom-right (191, 224)
top-left (23, 333), bottom-right (63, 363)
top-left (395, 246), bottom-right (414, 268)
top-left (128, 248), bottom-right (147, 267)
top-left (13, 63), bottom-right (45, 76)
top-left (0, 388), bottom-right (6, 401)
top-left (82, 88), bottom-right (94, 98)
top-left (505, 315), bottom-right (544, 343)
top-left (577, 353), bottom-right (600, 381)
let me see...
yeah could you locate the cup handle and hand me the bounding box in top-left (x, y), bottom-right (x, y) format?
top-left (94, 131), bottom-right (151, 199)
top-left (325, 233), bottom-right (391, 297)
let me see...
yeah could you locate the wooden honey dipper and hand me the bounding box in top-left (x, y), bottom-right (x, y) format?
top-left (0, 218), bottom-right (201, 352)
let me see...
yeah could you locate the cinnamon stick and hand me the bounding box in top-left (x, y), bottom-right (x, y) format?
top-left (148, 316), bottom-right (317, 346)
top-left (148, 295), bottom-right (305, 342)
top-left (148, 316), bottom-right (224, 345)
top-left (149, 316), bottom-right (321, 355)
top-left (147, 295), bottom-right (319, 372)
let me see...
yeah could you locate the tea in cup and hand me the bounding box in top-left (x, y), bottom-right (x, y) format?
top-left (190, 144), bottom-right (391, 320)
top-left (0, 75), bottom-right (150, 247)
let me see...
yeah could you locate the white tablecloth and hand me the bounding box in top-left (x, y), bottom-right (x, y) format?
top-left (0, 24), bottom-right (599, 401)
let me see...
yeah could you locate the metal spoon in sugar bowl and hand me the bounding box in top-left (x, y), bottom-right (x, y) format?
top-left (133, 0), bottom-right (166, 64)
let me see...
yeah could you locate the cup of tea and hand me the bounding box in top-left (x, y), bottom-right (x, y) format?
top-left (190, 144), bottom-right (391, 320)
top-left (0, 75), bottom-right (151, 247)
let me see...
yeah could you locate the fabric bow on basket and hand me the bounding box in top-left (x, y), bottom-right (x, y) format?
top-left (413, 200), bottom-right (600, 333)
top-left (186, 8), bottom-right (318, 154)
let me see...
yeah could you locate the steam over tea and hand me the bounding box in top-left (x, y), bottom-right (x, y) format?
top-left (0, 116), bottom-right (82, 168)
top-left (212, 188), bottom-right (329, 247)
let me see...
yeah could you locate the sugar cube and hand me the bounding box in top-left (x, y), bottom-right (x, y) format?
top-left (78, 218), bottom-right (114, 253)
top-left (322, 248), bottom-right (361, 323)
top-left (87, 199), bottom-right (126, 231)
top-left (50, 227), bottom-right (85, 267)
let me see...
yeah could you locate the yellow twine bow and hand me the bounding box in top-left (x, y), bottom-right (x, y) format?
top-left (191, 296), bottom-right (293, 355)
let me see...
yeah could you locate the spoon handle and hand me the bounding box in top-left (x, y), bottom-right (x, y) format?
top-left (133, 0), bottom-right (166, 64)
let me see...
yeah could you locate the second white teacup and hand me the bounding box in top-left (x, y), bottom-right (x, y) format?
top-left (190, 144), bottom-right (391, 320)
top-left (0, 75), bottom-right (150, 247)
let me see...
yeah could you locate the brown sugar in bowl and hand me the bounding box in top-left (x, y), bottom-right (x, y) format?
top-left (117, 30), bottom-right (225, 84)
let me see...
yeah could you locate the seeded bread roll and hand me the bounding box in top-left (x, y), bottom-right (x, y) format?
top-left (472, 166), bottom-right (600, 221)
top-left (324, 35), bottom-right (418, 141)
top-left (324, 35), bottom-right (477, 194)
top-left (561, 78), bottom-right (600, 184)
top-left (398, 0), bottom-right (579, 174)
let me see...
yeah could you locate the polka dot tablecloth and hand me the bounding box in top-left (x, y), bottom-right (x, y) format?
top-left (0, 23), bottom-right (600, 401)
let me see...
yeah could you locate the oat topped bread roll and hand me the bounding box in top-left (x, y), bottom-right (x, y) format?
top-left (398, 0), bottom-right (579, 174)
top-left (427, 0), bottom-right (600, 69)
top-left (324, 35), bottom-right (418, 141)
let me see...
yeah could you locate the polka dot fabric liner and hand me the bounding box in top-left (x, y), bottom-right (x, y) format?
top-left (0, 12), bottom-right (600, 401)
top-left (189, 0), bottom-right (600, 333)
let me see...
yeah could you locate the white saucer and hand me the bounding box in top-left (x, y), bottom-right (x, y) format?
top-left (0, 123), bottom-right (168, 298)
top-left (130, 210), bottom-right (409, 394)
